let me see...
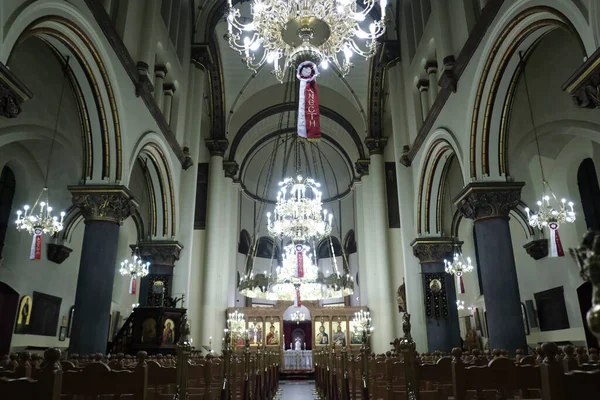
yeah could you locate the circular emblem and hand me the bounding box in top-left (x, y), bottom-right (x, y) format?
top-left (295, 244), bottom-right (303, 252)
top-left (548, 222), bottom-right (559, 230)
top-left (296, 60), bottom-right (319, 82)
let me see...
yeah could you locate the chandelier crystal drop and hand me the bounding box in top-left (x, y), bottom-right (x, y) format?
top-left (267, 175), bottom-right (333, 242)
top-left (291, 310), bottom-right (306, 324)
top-left (119, 250), bottom-right (150, 278)
top-left (15, 187), bottom-right (66, 236)
top-left (226, 0), bottom-right (387, 82)
top-left (524, 189), bottom-right (575, 230)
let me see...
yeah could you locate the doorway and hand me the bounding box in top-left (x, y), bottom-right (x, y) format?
top-left (0, 281), bottom-right (19, 355)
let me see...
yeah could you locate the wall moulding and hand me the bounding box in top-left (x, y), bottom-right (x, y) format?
top-left (0, 61), bottom-right (33, 118)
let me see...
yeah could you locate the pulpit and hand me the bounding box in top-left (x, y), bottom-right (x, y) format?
top-left (108, 307), bottom-right (186, 355)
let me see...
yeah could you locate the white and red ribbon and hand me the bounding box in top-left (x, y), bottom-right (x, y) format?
top-left (129, 275), bottom-right (137, 295)
top-left (548, 223), bottom-right (564, 257)
top-left (297, 61), bottom-right (321, 140)
top-left (30, 228), bottom-right (42, 260)
top-left (295, 286), bottom-right (302, 308)
top-left (458, 275), bottom-right (465, 294)
top-left (296, 244), bottom-right (304, 278)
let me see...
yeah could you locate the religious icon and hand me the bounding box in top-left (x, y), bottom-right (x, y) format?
top-left (349, 320), bottom-right (362, 345)
top-left (248, 320), bottom-right (263, 346)
top-left (429, 278), bottom-right (442, 294)
top-left (256, 323), bottom-right (263, 344)
top-left (142, 318), bottom-right (157, 343)
top-left (163, 319), bottom-right (175, 345)
top-left (266, 322), bottom-right (280, 346)
top-left (14, 295), bottom-right (32, 334)
top-left (333, 321), bottom-right (346, 346)
top-left (315, 320), bottom-right (330, 345)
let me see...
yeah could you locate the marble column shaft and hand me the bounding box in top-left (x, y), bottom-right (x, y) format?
top-left (154, 66), bottom-right (167, 110)
top-left (67, 185), bottom-right (138, 354)
top-left (426, 63), bottom-right (438, 105)
top-left (163, 84), bottom-right (175, 125)
top-left (454, 182), bottom-right (527, 353)
top-left (417, 80), bottom-right (430, 120)
top-left (411, 238), bottom-right (461, 352)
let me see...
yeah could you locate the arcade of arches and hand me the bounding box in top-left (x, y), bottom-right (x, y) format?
top-left (0, 1), bottom-right (600, 397)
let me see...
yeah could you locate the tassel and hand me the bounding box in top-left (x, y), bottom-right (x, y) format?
top-left (548, 223), bottom-right (565, 257)
top-left (459, 275), bottom-right (465, 294)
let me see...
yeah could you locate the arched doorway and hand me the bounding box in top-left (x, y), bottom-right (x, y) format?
top-left (0, 281), bottom-right (19, 355)
top-left (282, 305), bottom-right (312, 351)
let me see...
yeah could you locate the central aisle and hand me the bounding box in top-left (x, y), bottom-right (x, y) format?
top-left (275, 381), bottom-right (317, 399)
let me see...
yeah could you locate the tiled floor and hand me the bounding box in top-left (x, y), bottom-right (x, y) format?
top-left (275, 381), bottom-right (318, 399)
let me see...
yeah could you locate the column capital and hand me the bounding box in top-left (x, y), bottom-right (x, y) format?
top-left (523, 239), bottom-right (548, 260)
top-left (163, 83), bottom-right (176, 96)
top-left (223, 160), bottom-right (239, 179)
top-left (410, 237), bottom-right (455, 264)
top-left (453, 182), bottom-right (524, 221)
top-left (417, 79), bottom-right (429, 92)
top-left (424, 61), bottom-right (438, 74)
top-left (0, 61), bottom-right (32, 118)
top-left (355, 159), bottom-right (370, 175)
top-left (133, 240), bottom-right (183, 267)
top-left (47, 243), bottom-right (73, 264)
top-left (68, 185), bottom-right (139, 224)
top-left (364, 137), bottom-right (388, 155)
top-left (154, 65), bottom-right (168, 79)
top-left (205, 138), bottom-right (229, 157)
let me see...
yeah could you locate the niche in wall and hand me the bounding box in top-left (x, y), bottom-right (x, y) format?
top-left (534, 286), bottom-right (569, 332)
top-left (29, 291), bottom-right (62, 336)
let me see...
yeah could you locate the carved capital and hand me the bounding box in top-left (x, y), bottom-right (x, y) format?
top-left (135, 61), bottom-right (154, 96)
top-left (182, 146), bottom-right (193, 170)
top-left (46, 243), bottom-right (72, 264)
top-left (206, 139), bottom-right (229, 157)
top-left (223, 160), bottom-right (239, 179)
top-left (563, 47), bottom-right (600, 108)
top-left (0, 62), bottom-right (32, 118)
top-left (364, 137), bottom-right (388, 155)
top-left (133, 240), bottom-right (183, 267)
top-left (453, 182), bottom-right (524, 221)
top-left (68, 185), bottom-right (139, 224)
top-left (355, 159), bottom-right (370, 175)
top-left (410, 237), bottom-right (455, 264)
top-left (523, 239), bottom-right (548, 260)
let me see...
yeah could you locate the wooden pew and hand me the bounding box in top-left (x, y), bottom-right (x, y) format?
top-left (0, 348), bottom-right (62, 400)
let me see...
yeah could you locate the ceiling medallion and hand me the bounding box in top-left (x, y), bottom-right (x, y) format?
top-left (225, 0), bottom-right (387, 82)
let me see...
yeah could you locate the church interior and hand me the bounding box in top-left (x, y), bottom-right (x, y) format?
top-left (1, 0), bottom-right (600, 398)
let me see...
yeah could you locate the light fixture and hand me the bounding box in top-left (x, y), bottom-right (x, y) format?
top-left (227, 310), bottom-right (246, 334)
top-left (456, 300), bottom-right (465, 311)
top-left (291, 310), bottom-right (306, 324)
top-left (444, 243), bottom-right (473, 294)
top-left (351, 309), bottom-right (374, 344)
top-left (267, 175), bottom-right (333, 243)
top-left (119, 248), bottom-right (150, 278)
top-left (519, 52), bottom-right (575, 246)
top-left (15, 57), bottom-right (70, 257)
top-left (225, 0), bottom-right (387, 82)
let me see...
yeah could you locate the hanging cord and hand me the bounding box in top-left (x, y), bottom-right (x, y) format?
top-left (520, 52), bottom-right (553, 197)
top-left (44, 56), bottom-right (71, 187)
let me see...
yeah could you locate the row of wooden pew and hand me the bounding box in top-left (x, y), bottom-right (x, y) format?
top-left (0, 347), bottom-right (280, 399)
top-left (314, 343), bottom-right (600, 400)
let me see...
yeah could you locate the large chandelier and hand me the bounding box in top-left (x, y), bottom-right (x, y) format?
top-left (226, 0), bottom-right (388, 82)
top-left (227, 310), bottom-right (246, 334)
top-left (444, 244), bottom-right (473, 294)
top-left (291, 310), bottom-right (306, 324)
top-left (15, 188), bottom-right (65, 236)
top-left (351, 309), bottom-right (374, 344)
top-left (119, 248), bottom-right (150, 278)
top-left (266, 175), bottom-right (332, 243)
top-left (519, 53), bottom-right (575, 234)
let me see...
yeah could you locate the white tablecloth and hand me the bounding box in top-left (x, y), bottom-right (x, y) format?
top-left (282, 350), bottom-right (312, 371)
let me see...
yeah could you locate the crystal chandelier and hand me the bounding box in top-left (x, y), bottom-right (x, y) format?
top-left (227, 310), bottom-right (246, 334)
top-left (444, 244), bottom-right (473, 294)
top-left (15, 188), bottom-right (65, 236)
top-left (15, 58), bottom-right (70, 238)
top-left (119, 248), bottom-right (150, 278)
top-left (456, 300), bottom-right (464, 311)
top-left (267, 175), bottom-right (333, 243)
top-left (225, 0), bottom-right (387, 82)
top-left (351, 309), bottom-right (373, 344)
top-left (519, 53), bottom-right (575, 232)
top-left (291, 310), bottom-right (306, 324)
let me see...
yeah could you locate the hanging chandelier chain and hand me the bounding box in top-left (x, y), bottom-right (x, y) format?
top-left (44, 56), bottom-right (71, 187)
top-left (519, 52), bottom-right (546, 186)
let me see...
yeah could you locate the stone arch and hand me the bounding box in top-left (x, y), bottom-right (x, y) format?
top-left (128, 132), bottom-right (178, 239)
top-left (316, 236), bottom-right (343, 260)
top-left (467, 4), bottom-right (591, 180)
top-left (2, 2), bottom-right (126, 182)
top-left (343, 229), bottom-right (357, 255)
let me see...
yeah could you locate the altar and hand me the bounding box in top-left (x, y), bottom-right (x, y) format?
top-left (283, 350), bottom-right (312, 371)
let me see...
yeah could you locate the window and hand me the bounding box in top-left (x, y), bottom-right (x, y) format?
top-left (0, 166), bottom-right (16, 260)
top-left (577, 158), bottom-right (600, 230)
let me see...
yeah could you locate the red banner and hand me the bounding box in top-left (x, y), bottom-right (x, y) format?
top-left (30, 228), bottom-right (42, 260)
top-left (297, 246), bottom-right (304, 278)
top-left (548, 223), bottom-right (565, 257)
top-left (459, 275), bottom-right (465, 294)
top-left (129, 275), bottom-right (137, 295)
top-left (296, 287), bottom-right (301, 308)
top-left (297, 61), bottom-right (321, 140)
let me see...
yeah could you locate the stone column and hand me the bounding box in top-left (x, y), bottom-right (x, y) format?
top-left (163, 84), bottom-right (176, 125)
top-left (411, 238), bottom-right (461, 352)
top-left (454, 182), bottom-right (527, 353)
top-left (417, 80), bottom-right (430, 121)
top-left (67, 185), bottom-right (138, 354)
top-left (154, 66), bottom-right (167, 110)
top-left (425, 61), bottom-right (438, 105)
top-left (362, 137), bottom-right (396, 353)
top-left (135, 240), bottom-right (183, 306)
top-left (431, 0), bottom-right (454, 73)
top-left (136, 0), bottom-right (161, 93)
top-left (200, 138), bottom-right (229, 347)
